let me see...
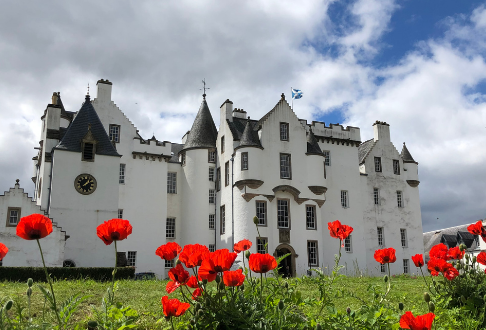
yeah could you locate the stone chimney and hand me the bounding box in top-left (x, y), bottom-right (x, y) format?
top-left (51, 92), bottom-right (59, 105)
top-left (373, 121), bottom-right (390, 143)
top-left (96, 79), bottom-right (112, 103)
top-left (232, 108), bottom-right (247, 119)
top-left (220, 99), bottom-right (233, 126)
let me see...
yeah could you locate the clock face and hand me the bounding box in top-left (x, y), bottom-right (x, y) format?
top-left (74, 174), bottom-right (97, 195)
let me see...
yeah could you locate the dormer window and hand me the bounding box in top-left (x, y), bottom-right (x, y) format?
top-left (81, 124), bottom-right (97, 162)
top-left (83, 143), bottom-right (94, 160)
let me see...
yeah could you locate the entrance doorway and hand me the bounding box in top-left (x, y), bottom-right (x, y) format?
top-left (275, 244), bottom-right (296, 278)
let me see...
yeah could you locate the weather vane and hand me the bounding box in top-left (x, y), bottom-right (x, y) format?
top-left (87, 83), bottom-right (90, 96)
top-left (200, 79), bottom-right (210, 98)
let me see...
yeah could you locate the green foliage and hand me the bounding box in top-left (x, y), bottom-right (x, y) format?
top-left (0, 267), bottom-right (135, 282)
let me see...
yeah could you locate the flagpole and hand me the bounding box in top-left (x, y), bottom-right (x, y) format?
top-left (291, 87), bottom-right (293, 110)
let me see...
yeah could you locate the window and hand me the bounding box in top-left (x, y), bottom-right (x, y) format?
top-left (400, 228), bottom-right (407, 247)
top-left (374, 157), bottom-right (382, 172)
top-left (221, 136), bottom-right (225, 153)
top-left (216, 168), bottom-right (221, 191)
top-left (109, 124), bottom-right (120, 143)
top-left (403, 259), bottom-right (409, 274)
top-left (209, 214), bottom-right (215, 229)
top-left (167, 172), bottom-right (177, 194)
top-left (257, 237), bottom-right (268, 254)
top-left (241, 152), bottom-right (248, 170)
top-left (181, 152), bottom-right (186, 166)
top-left (393, 159), bottom-right (400, 175)
top-left (209, 189), bottom-right (215, 204)
top-left (280, 122), bottom-right (289, 141)
top-left (306, 205), bottom-right (316, 230)
top-left (127, 251), bottom-right (137, 267)
top-left (256, 201), bottom-right (267, 226)
top-left (397, 191), bottom-right (403, 208)
top-left (209, 168), bottom-right (215, 182)
top-left (225, 161), bottom-right (229, 186)
top-left (209, 244), bottom-right (216, 252)
top-left (118, 209), bottom-right (123, 219)
top-left (323, 161), bottom-right (326, 179)
top-left (165, 259), bottom-right (174, 268)
top-left (280, 154), bottom-right (291, 179)
top-left (6, 207), bottom-right (20, 226)
top-left (220, 205), bottom-right (225, 234)
top-left (377, 227), bottom-right (384, 247)
top-left (277, 199), bottom-right (290, 228)
top-left (373, 188), bottom-right (379, 205)
top-left (166, 218), bottom-right (175, 238)
top-left (63, 260), bottom-right (76, 267)
top-left (323, 151), bottom-right (330, 166)
top-left (119, 164), bottom-right (126, 184)
top-left (307, 241), bottom-right (318, 266)
top-left (208, 150), bottom-right (216, 163)
top-left (83, 143), bottom-right (94, 161)
top-left (341, 190), bottom-right (348, 208)
top-left (345, 235), bottom-right (352, 253)
top-left (380, 264), bottom-right (386, 273)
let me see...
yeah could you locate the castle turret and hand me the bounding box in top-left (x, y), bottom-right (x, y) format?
top-left (401, 142), bottom-right (419, 187)
top-left (306, 129), bottom-right (327, 190)
top-left (234, 118), bottom-right (263, 185)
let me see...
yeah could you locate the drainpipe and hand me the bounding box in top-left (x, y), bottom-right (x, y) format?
top-left (230, 156), bottom-right (235, 249)
top-left (214, 149), bottom-right (218, 250)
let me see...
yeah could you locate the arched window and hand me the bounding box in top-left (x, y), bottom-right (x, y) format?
top-left (63, 260), bottom-right (76, 267)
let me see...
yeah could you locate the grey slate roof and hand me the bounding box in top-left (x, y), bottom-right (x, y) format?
top-left (440, 234), bottom-right (457, 248)
top-left (182, 97), bottom-right (218, 151)
top-left (358, 139), bottom-right (375, 164)
top-left (457, 231), bottom-right (476, 248)
top-left (56, 93), bottom-right (75, 120)
top-left (170, 143), bottom-right (184, 163)
top-left (238, 119), bottom-right (262, 148)
top-left (401, 142), bottom-right (416, 163)
top-left (306, 129), bottom-right (323, 155)
top-left (56, 95), bottom-right (120, 157)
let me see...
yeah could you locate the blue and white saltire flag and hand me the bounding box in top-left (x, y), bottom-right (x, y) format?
top-left (292, 88), bottom-right (303, 99)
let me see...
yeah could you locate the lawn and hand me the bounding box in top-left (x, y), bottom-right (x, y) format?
top-left (0, 275), bottom-right (429, 329)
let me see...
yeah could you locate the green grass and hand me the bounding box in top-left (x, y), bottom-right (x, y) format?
top-left (0, 275), bottom-right (429, 329)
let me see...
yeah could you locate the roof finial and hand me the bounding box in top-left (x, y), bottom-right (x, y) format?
top-left (15, 179), bottom-right (19, 185)
top-left (281, 93), bottom-right (285, 100)
top-left (87, 83), bottom-right (90, 96)
top-left (200, 79), bottom-right (210, 99)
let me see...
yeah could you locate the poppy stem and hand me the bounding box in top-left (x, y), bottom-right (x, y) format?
top-left (111, 240), bottom-right (118, 304)
top-left (419, 267), bottom-right (433, 294)
top-left (170, 317), bottom-right (175, 330)
top-left (260, 273), bottom-right (263, 304)
top-left (36, 239), bottom-right (62, 329)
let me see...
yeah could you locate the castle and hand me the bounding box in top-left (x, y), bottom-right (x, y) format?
top-left (0, 79), bottom-right (424, 277)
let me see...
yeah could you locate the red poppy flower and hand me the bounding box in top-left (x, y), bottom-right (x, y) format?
top-left (249, 253), bottom-right (278, 273)
top-left (328, 220), bottom-right (354, 241)
top-left (477, 251), bottom-right (486, 265)
top-left (399, 311), bottom-right (435, 330)
top-left (223, 269), bottom-right (245, 287)
top-left (179, 244), bottom-right (210, 268)
top-left (16, 214), bottom-right (53, 240)
top-left (442, 264), bottom-right (459, 281)
top-left (0, 243), bottom-right (8, 261)
top-left (234, 239), bottom-right (252, 253)
top-left (186, 276), bottom-right (199, 289)
top-left (192, 288), bottom-right (203, 300)
top-left (96, 219), bottom-right (132, 245)
top-left (446, 247), bottom-right (465, 260)
top-left (156, 242), bottom-right (182, 261)
top-left (427, 257), bottom-right (449, 276)
top-left (429, 243), bottom-right (449, 260)
top-left (161, 296), bottom-right (190, 318)
top-left (411, 254), bottom-right (424, 267)
top-left (198, 249), bottom-right (237, 282)
top-left (374, 248), bottom-right (396, 264)
top-left (468, 220), bottom-right (484, 235)
top-left (166, 264), bottom-right (190, 294)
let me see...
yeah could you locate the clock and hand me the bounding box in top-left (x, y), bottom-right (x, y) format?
top-left (74, 174), bottom-right (97, 195)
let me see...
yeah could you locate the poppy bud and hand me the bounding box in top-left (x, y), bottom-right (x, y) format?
top-left (197, 310), bottom-right (204, 318)
top-left (316, 324), bottom-right (322, 330)
top-left (245, 250), bottom-right (251, 260)
top-left (398, 302), bottom-right (404, 311)
top-left (464, 265), bottom-right (469, 271)
top-left (190, 319), bottom-right (196, 325)
top-left (428, 302), bottom-right (435, 313)
top-left (175, 259), bottom-right (181, 266)
top-left (346, 307), bottom-right (351, 314)
top-left (27, 287), bottom-right (32, 297)
top-left (350, 311), bottom-right (355, 318)
top-left (465, 253), bottom-right (470, 260)
top-left (424, 292), bottom-right (431, 303)
top-left (457, 263), bottom-right (462, 270)
top-left (27, 278), bottom-right (33, 287)
top-left (4, 300), bottom-right (13, 311)
top-left (459, 244), bottom-right (467, 251)
top-left (87, 321), bottom-right (98, 329)
top-left (216, 275), bottom-right (221, 284)
top-left (383, 275), bottom-right (388, 283)
top-left (278, 300), bottom-right (285, 310)
top-left (253, 216), bottom-right (259, 225)
top-left (461, 296), bottom-right (466, 303)
top-left (219, 282), bottom-right (225, 290)
top-left (473, 256), bottom-right (477, 263)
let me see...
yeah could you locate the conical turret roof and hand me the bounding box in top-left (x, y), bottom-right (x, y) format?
top-left (306, 129), bottom-right (323, 155)
top-left (238, 119), bottom-right (262, 148)
top-left (56, 94), bottom-right (120, 156)
top-left (182, 97), bottom-right (218, 151)
top-left (401, 142), bottom-right (416, 163)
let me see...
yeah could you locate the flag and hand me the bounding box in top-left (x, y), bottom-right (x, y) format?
top-left (292, 88), bottom-right (303, 99)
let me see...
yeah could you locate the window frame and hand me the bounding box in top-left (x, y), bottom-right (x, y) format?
top-left (323, 151), bottom-right (330, 166)
top-left (216, 167), bottom-right (221, 191)
top-left (118, 209), bottom-right (123, 219)
top-left (400, 228), bottom-right (407, 248)
top-left (397, 191), bottom-right (403, 208)
top-left (377, 227), bottom-right (385, 247)
top-left (279, 153), bottom-right (292, 179)
top-left (165, 259), bottom-right (174, 268)
top-left (257, 237), bottom-right (268, 254)
top-left (209, 244), bottom-right (216, 252)
top-left (341, 190), bottom-right (349, 208)
top-left (209, 189), bottom-right (215, 204)
top-left (208, 150), bottom-right (216, 163)
top-left (109, 124), bottom-right (121, 143)
top-left (277, 198), bottom-right (291, 229)
top-left (166, 217), bottom-right (176, 239)
top-left (241, 152), bottom-right (248, 170)
top-left (374, 157), bottom-right (382, 172)
top-left (220, 205), bottom-right (226, 235)
top-left (209, 168), bottom-right (215, 182)
top-left (119, 164), bottom-right (126, 184)
top-left (225, 161), bottom-right (229, 187)
top-left (393, 159), bottom-right (400, 175)
top-left (306, 204), bottom-right (316, 230)
top-left (255, 200), bottom-right (267, 226)
top-left (209, 214), bottom-right (215, 230)
top-left (280, 122), bottom-right (289, 141)
top-left (307, 240), bottom-right (319, 267)
top-left (373, 188), bottom-right (379, 205)
top-left (127, 251), bottom-right (137, 267)
top-left (221, 136), bottom-right (225, 153)
top-left (345, 235), bottom-right (353, 253)
top-left (380, 263), bottom-right (386, 273)
top-left (403, 259), bottom-right (409, 274)
top-left (167, 172), bottom-right (177, 194)
top-left (181, 152), bottom-right (186, 166)
top-left (82, 142), bottom-right (95, 162)
top-left (6, 207), bottom-right (21, 227)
